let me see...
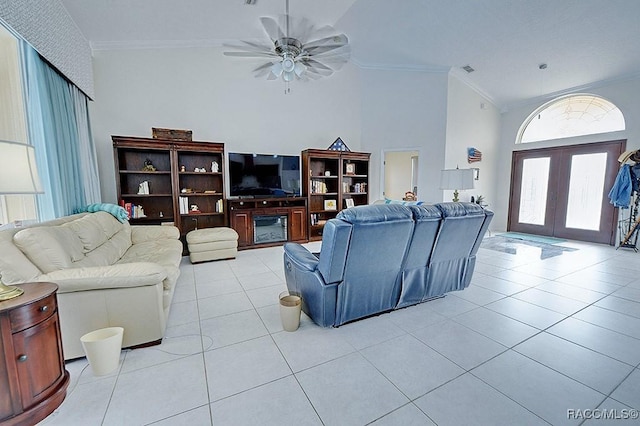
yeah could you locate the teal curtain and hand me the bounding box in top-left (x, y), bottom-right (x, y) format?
top-left (20, 40), bottom-right (101, 220)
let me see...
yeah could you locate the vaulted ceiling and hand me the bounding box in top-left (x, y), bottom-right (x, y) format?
top-left (61, 0), bottom-right (640, 110)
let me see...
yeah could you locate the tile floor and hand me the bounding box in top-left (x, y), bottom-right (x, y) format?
top-left (40, 239), bottom-right (640, 425)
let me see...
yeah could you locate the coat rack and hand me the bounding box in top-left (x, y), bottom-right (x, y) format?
top-left (615, 149), bottom-right (640, 251)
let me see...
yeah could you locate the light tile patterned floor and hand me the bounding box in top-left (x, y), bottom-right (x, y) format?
top-left (40, 240), bottom-right (640, 425)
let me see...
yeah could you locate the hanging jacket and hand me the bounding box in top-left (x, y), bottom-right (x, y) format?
top-left (608, 164), bottom-right (632, 208)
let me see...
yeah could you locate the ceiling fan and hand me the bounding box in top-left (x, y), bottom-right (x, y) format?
top-left (224, 0), bottom-right (351, 92)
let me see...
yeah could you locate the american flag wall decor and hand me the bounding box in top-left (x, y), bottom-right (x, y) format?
top-left (468, 147), bottom-right (482, 163)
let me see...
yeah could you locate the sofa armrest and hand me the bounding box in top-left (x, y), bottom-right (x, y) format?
top-left (131, 225), bottom-right (180, 244)
top-left (36, 262), bottom-right (167, 294)
top-left (283, 243), bottom-right (319, 272)
top-left (283, 243), bottom-right (338, 327)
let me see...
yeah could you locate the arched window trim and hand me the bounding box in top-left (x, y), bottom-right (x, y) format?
top-left (516, 93), bottom-right (625, 144)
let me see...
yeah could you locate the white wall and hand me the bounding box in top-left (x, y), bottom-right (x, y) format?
top-left (496, 76), bottom-right (640, 232)
top-left (90, 47), bottom-right (362, 202)
top-left (445, 74), bottom-right (501, 208)
top-left (360, 68), bottom-right (449, 203)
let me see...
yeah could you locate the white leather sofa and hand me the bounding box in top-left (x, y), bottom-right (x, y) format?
top-left (0, 212), bottom-right (183, 359)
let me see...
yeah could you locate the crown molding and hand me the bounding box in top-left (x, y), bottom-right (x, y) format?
top-left (448, 67), bottom-right (498, 108)
top-left (501, 70), bottom-right (640, 113)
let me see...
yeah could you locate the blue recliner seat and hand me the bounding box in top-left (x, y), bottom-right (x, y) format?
top-left (424, 203), bottom-right (489, 298)
top-left (397, 204), bottom-right (443, 308)
top-left (284, 204), bottom-right (415, 326)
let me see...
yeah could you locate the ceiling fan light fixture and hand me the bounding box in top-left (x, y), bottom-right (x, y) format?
top-left (294, 62), bottom-right (306, 77)
top-left (271, 61), bottom-right (283, 77)
top-left (223, 0), bottom-right (350, 92)
top-left (283, 71), bottom-right (295, 82)
top-left (282, 55), bottom-right (296, 73)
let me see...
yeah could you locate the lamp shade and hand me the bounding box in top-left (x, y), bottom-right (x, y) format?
top-left (440, 168), bottom-right (474, 190)
top-left (0, 139), bottom-right (43, 194)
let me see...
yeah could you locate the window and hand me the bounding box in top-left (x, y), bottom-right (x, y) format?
top-left (0, 23), bottom-right (37, 225)
top-left (519, 94), bottom-right (625, 143)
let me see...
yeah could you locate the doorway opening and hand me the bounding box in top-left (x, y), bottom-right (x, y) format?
top-left (382, 150), bottom-right (419, 201)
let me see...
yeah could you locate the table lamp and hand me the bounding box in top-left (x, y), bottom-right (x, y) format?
top-left (0, 139), bottom-right (43, 301)
top-left (440, 168), bottom-right (474, 202)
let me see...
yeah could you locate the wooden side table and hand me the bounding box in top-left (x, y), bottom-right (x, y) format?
top-left (0, 282), bottom-right (70, 425)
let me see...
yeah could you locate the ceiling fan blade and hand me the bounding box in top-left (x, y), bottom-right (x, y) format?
top-left (223, 51), bottom-right (279, 58)
top-left (306, 69), bottom-right (333, 79)
top-left (253, 62), bottom-right (274, 72)
top-left (302, 48), bottom-right (351, 67)
top-left (224, 40), bottom-right (273, 53)
top-left (260, 17), bottom-right (285, 42)
top-left (253, 62), bottom-right (275, 78)
top-left (305, 33), bottom-right (348, 49)
top-left (304, 44), bottom-right (348, 56)
top-left (304, 64), bottom-right (333, 77)
top-left (287, 16), bottom-right (314, 44)
top-left (304, 59), bottom-right (333, 71)
top-left (305, 25), bottom-right (339, 42)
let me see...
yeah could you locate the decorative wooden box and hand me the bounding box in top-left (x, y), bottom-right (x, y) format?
top-left (151, 127), bottom-right (192, 141)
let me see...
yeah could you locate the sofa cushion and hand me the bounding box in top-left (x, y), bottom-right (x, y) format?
top-left (117, 239), bottom-right (183, 290)
top-left (0, 239), bottom-right (42, 283)
top-left (66, 212), bottom-right (124, 252)
top-left (13, 226), bottom-right (82, 273)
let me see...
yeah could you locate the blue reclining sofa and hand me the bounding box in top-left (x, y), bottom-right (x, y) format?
top-left (283, 202), bottom-right (493, 327)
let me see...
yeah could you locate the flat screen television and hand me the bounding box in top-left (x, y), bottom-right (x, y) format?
top-left (228, 152), bottom-right (301, 198)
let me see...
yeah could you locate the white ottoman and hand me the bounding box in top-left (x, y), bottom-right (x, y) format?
top-left (186, 227), bottom-right (238, 263)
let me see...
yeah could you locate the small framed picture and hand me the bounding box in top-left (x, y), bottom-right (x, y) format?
top-left (324, 199), bottom-right (337, 211)
top-left (345, 163), bottom-right (356, 175)
top-left (345, 199), bottom-right (355, 208)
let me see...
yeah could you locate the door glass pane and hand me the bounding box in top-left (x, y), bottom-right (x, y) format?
top-left (518, 157), bottom-right (550, 225)
top-left (565, 153), bottom-right (607, 230)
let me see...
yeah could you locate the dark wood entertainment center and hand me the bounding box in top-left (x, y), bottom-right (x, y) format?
top-left (227, 197), bottom-right (307, 249)
top-left (112, 136), bottom-right (371, 250)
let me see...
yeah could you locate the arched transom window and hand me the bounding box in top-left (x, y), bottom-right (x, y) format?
top-left (519, 94), bottom-right (625, 143)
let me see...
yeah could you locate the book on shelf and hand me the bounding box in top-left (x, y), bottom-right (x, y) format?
top-left (179, 196), bottom-right (189, 214)
top-left (122, 202), bottom-right (146, 219)
top-left (311, 180), bottom-right (328, 193)
top-left (137, 180), bottom-right (150, 194)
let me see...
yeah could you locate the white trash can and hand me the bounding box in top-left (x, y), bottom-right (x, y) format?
top-left (80, 327), bottom-right (124, 376)
top-left (279, 291), bottom-right (302, 332)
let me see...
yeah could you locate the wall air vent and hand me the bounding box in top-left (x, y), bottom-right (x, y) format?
top-left (462, 65), bottom-right (475, 73)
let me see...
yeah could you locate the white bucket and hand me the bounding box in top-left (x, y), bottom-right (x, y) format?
top-left (80, 327), bottom-right (124, 376)
top-left (279, 291), bottom-right (302, 332)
